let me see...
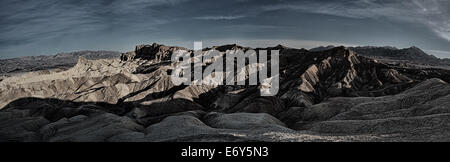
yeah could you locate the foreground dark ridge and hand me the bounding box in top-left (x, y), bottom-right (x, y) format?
top-left (1, 43), bottom-right (450, 142)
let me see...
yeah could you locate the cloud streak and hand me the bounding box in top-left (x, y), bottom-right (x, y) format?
top-left (194, 15), bottom-right (245, 20)
top-left (259, 0), bottom-right (450, 42)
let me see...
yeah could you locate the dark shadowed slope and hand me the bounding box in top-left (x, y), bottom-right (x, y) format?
top-left (311, 46), bottom-right (450, 69)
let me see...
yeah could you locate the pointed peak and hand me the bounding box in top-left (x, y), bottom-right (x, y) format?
top-left (409, 46), bottom-right (419, 49)
top-left (272, 44), bottom-right (291, 50)
top-left (75, 56), bottom-right (92, 68)
top-left (404, 46), bottom-right (425, 53)
top-left (275, 44), bottom-right (287, 48)
top-left (77, 56), bottom-right (88, 64)
top-left (213, 44), bottom-right (247, 52)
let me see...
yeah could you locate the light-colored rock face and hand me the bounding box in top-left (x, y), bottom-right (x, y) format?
top-left (1, 43), bottom-right (450, 142)
top-left (0, 57), bottom-right (143, 108)
top-left (0, 51), bottom-right (120, 75)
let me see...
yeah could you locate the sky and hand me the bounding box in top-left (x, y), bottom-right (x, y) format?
top-left (0, 0), bottom-right (449, 58)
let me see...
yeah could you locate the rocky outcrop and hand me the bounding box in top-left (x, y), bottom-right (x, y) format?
top-left (282, 78), bottom-right (450, 139)
top-left (278, 46), bottom-right (415, 107)
top-left (120, 43), bottom-right (188, 62)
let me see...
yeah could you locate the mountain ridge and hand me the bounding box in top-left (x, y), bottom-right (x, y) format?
top-left (310, 45), bottom-right (450, 69)
top-left (0, 50), bottom-right (121, 76)
top-left (1, 43), bottom-right (450, 142)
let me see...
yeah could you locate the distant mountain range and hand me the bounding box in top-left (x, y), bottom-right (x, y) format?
top-left (2, 45), bottom-right (448, 77)
top-left (0, 51), bottom-right (120, 75)
top-left (310, 45), bottom-right (450, 69)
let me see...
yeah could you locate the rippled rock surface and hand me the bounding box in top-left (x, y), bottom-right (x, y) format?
top-left (1, 43), bottom-right (450, 142)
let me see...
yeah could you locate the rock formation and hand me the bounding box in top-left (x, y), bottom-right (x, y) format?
top-left (1, 43), bottom-right (450, 142)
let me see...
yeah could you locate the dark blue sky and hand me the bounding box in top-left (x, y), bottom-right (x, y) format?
top-left (1, 0), bottom-right (449, 58)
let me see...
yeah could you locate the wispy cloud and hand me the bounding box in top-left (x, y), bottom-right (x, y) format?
top-left (0, 0), bottom-right (186, 56)
top-left (194, 15), bottom-right (246, 20)
top-left (259, 0), bottom-right (450, 42)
